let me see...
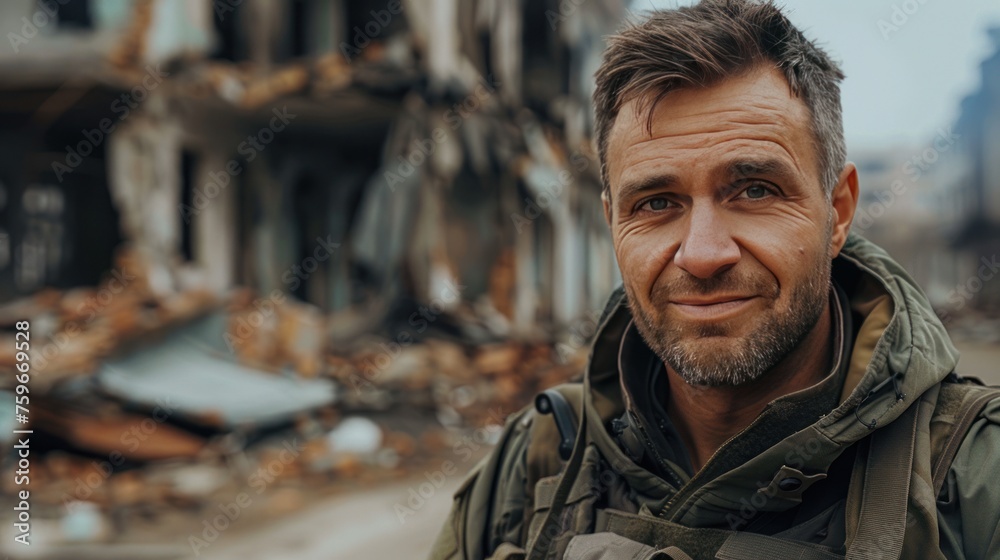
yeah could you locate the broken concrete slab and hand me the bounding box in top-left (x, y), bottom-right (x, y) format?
top-left (97, 313), bottom-right (336, 430)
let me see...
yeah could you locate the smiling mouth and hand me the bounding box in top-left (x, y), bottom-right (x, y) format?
top-left (668, 296), bottom-right (758, 320)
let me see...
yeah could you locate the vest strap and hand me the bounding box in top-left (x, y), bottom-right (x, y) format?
top-left (716, 532), bottom-right (843, 560)
top-left (846, 399), bottom-right (920, 560)
top-left (594, 508), bottom-right (844, 559)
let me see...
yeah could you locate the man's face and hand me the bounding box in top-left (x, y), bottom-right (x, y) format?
top-left (603, 67), bottom-right (836, 387)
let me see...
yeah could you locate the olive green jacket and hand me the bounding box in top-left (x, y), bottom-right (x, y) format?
top-left (430, 234), bottom-right (1000, 560)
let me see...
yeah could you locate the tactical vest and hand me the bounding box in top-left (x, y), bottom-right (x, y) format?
top-left (464, 376), bottom-right (1000, 560)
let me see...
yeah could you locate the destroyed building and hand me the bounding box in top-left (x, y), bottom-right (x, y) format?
top-left (0, 0), bottom-right (624, 335)
top-left (0, 0), bottom-right (628, 552)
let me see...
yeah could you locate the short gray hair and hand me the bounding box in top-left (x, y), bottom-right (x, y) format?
top-left (593, 0), bottom-right (846, 197)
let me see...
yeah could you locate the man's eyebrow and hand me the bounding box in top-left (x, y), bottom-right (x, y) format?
top-left (616, 173), bottom-right (679, 208)
top-left (725, 158), bottom-right (795, 181)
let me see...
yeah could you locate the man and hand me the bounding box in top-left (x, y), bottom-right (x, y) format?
top-left (430, 1), bottom-right (1000, 559)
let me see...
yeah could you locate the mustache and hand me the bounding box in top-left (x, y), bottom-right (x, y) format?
top-left (651, 270), bottom-right (779, 302)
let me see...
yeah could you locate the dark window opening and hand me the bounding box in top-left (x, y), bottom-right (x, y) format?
top-left (211, 2), bottom-right (243, 61)
top-left (53, 0), bottom-right (93, 30)
top-left (289, 0), bottom-right (310, 58)
top-left (235, 161), bottom-right (257, 288)
top-left (478, 29), bottom-right (494, 85)
top-left (292, 173), bottom-right (327, 307)
top-left (520, 0), bottom-right (569, 116)
top-left (180, 150), bottom-right (197, 262)
top-left (345, 0), bottom-right (405, 50)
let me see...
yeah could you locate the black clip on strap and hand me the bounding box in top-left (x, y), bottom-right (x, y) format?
top-left (535, 389), bottom-right (578, 461)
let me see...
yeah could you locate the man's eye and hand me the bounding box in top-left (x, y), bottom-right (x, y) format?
top-left (639, 197), bottom-right (672, 212)
top-left (738, 183), bottom-right (774, 200)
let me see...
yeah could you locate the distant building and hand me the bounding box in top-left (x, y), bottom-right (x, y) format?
top-left (852, 27), bottom-right (1000, 317)
top-left (946, 26), bottom-right (1000, 313)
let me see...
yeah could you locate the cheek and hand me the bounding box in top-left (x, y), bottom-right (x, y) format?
top-left (614, 227), bottom-right (674, 300)
top-left (738, 219), bottom-right (824, 292)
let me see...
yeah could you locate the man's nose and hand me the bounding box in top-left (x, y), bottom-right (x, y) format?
top-left (673, 205), bottom-right (741, 279)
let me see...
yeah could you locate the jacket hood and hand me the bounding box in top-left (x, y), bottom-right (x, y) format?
top-left (579, 232), bottom-right (959, 525)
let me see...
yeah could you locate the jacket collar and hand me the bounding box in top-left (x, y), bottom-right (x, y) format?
top-left (615, 280), bottom-right (854, 483)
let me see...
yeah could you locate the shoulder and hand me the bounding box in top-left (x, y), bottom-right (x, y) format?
top-left (428, 403), bottom-right (538, 560)
top-left (429, 382), bottom-right (589, 559)
top-left (938, 390), bottom-right (1000, 560)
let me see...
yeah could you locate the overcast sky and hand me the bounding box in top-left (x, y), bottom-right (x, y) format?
top-left (631, 0), bottom-right (1000, 153)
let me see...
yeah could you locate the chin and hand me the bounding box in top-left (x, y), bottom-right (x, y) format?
top-left (662, 336), bottom-right (774, 387)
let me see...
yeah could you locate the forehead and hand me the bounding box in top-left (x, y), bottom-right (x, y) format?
top-left (605, 67), bottom-right (819, 194)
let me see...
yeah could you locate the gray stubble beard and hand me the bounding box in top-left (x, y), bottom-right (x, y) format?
top-left (628, 255), bottom-right (831, 388)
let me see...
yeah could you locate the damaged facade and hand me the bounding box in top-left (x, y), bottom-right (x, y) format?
top-left (0, 0), bottom-right (623, 334)
top-left (0, 0), bottom-right (626, 552)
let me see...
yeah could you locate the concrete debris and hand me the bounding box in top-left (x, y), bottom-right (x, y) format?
top-left (327, 416), bottom-right (383, 455)
top-left (97, 314), bottom-right (337, 430)
top-left (206, 64), bottom-right (312, 109)
top-left (60, 501), bottom-right (109, 543)
top-left (145, 464), bottom-right (232, 502)
top-left (33, 394), bottom-right (206, 462)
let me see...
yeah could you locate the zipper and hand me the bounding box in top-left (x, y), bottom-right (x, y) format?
top-left (656, 402), bottom-right (772, 519)
top-left (631, 411), bottom-right (686, 489)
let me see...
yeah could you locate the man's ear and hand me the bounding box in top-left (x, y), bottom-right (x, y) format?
top-left (829, 162), bottom-right (859, 258)
top-left (602, 189), bottom-right (612, 229)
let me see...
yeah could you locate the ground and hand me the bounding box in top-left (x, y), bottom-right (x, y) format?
top-left (181, 474), bottom-right (463, 560)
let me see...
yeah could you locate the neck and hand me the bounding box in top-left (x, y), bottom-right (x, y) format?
top-left (665, 300), bottom-right (834, 472)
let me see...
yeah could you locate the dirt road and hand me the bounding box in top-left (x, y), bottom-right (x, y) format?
top-left (186, 473), bottom-right (463, 560)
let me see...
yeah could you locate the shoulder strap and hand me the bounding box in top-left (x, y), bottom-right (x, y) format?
top-left (845, 397), bottom-right (920, 560)
top-left (525, 382), bottom-right (585, 500)
top-left (929, 379), bottom-right (1000, 497)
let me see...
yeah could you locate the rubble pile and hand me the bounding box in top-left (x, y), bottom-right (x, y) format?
top-left (0, 271), bottom-right (588, 547)
top-left (0, 246), bottom-right (217, 390)
top-left (326, 336), bottom-right (586, 428)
